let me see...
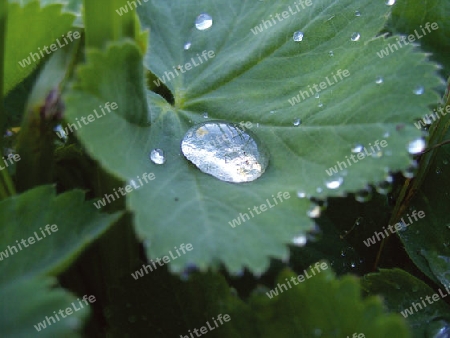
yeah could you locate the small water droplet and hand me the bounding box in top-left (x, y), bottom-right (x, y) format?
top-left (150, 149), bottom-right (166, 164)
top-left (376, 177), bottom-right (393, 194)
top-left (315, 93), bottom-right (320, 99)
top-left (351, 32), bottom-right (360, 41)
top-left (355, 187), bottom-right (372, 202)
top-left (443, 159), bottom-right (449, 165)
top-left (183, 42), bottom-right (192, 50)
top-left (195, 13), bottom-right (213, 30)
top-left (325, 177), bottom-right (343, 189)
top-left (402, 161), bottom-right (418, 178)
top-left (329, 50), bottom-right (334, 57)
top-left (375, 76), bottom-right (383, 84)
top-left (292, 234), bottom-right (307, 247)
top-left (413, 86), bottom-right (424, 95)
top-left (386, 0), bottom-right (396, 5)
top-left (293, 118), bottom-right (301, 126)
top-left (372, 151), bottom-right (383, 158)
top-left (306, 224), bottom-right (322, 242)
top-left (318, 102), bottom-right (323, 108)
top-left (297, 190), bottom-right (306, 198)
top-left (408, 138), bottom-right (425, 154)
top-left (293, 31), bottom-right (304, 42)
top-left (351, 144), bottom-right (364, 153)
top-left (436, 167), bottom-right (442, 174)
top-left (355, 10), bottom-right (361, 16)
top-left (203, 112), bottom-right (209, 119)
top-left (383, 131), bottom-right (390, 138)
top-left (269, 110), bottom-right (275, 114)
top-left (316, 187), bottom-right (323, 193)
top-left (307, 205), bottom-right (321, 218)
top-left (181, 121), bottom-right (269, 183)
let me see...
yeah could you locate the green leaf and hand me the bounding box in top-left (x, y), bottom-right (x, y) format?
top-left (0, 185), bottom-right (122, 283)
top-left (388, 0), bottom-right (450, 78)
top-left (361, 268), bottom-right (450, 338)
top-left (65, 0), bottom-right (442, 274)
top-left (5, 1), bottom-right (76, 95)
top-left (249, 263), bottom-right (410, 337)
top-left (0, 277), bottom-right (89, 338)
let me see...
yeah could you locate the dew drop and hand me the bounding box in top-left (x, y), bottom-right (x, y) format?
top-left (316, 187), bottom-right (323, 193)
top-left (436, 167), bottom-right (442, 174)
top-left (329, 50), bottom-right (334, 57)
top-left (195, 13), bottom-right (213, 30)
top-left (351, 144), bottom-right (364, 153)
top-left (315, 93), bottom-right (320, 99)
top-left (150, 149), bottom-right (166, 164)
top-left (408, 138), bottom-right (425, 154)
top-left (292, 234), bottom-right (307, 247)
top-left (293, 31), bottom-right (304, 42)
top-left (402, 161), bottom-right (418, 178)
top-left (183, 42), bottom-right (192, 50)
top-left (306, 224), bottom-right (322, 242)
top-left (297, 190), bottom-right (306, 198)
top-left (413, 86), bottom-right (424, 95)
top-left (318, 102), bottom-right (324, 108)
top-left (325, 177), bottom-right (343, 189)
top-left (386, 0), bottom-right (396, 5)
top-left (293, 118), bottom-right (301, 126)
top-left (181, 121), bottom-right (269, 183)
top-left (307, 205), bottom-right (321, 218)
top-left (355, 10), bottom-right (361, 16)
top-left (376, 176), bottom-right (393, 194)
top-left (203, 112), bottom-right (209, 119)
top-left (351, 32), bottom-right (360, 41)
top-left (443, 159), bottom-right (449, 165)
top-left (375, 76), bottom-right (383, 84)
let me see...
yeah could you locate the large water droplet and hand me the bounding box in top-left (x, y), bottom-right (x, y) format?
top-left (293, 31), bottom-right (304, 42)
top-left (413, 86), bottom-right (424, 95)
top-left (195, 13), bottom-right (213, 30)
top-left (183, 42), bottom-right (192, 50)
top-left (351, 32), bottom-right (360, 41)
top-left (426, 318), bottom-right (450, 338)
top-left (386, 0), bottom-right (396, 5)
top-left (181, 121), bottom-right (269, 183)
top-left (408, 138), bottom-right (425, 154)
top-left (150, 149), bottom-right (166, 164)
top-left (325, 177), bottom-right (343, 189)
top-left (293, 118), bottom-right (301, 126)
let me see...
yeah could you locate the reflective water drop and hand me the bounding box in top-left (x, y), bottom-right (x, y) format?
top-left (292, 234), bottom-right (307, 247)
top-left (397, 221), bottom-right (408, 232)
top-left (443, 159), bottom-right (449, 165)
top-left (203, 112), bottom-right (209, 119)
top-left (402, 161), bottom-right (418, 178)
top-left (436, 167), bottom-right (442, 174)
top-left (183, 42), bottom-right (192, 50)
top-left (351, 32), bottom-right (360, 41)
top-left (293, 31), bottom-right (304, 42)
top-left (351, 144), bottom-right (364, 153)
top-left (307, 205), bottom-right (321, 218)
top-left (426, 318), bottom-right (450, 338)
top-left (383, 131), bottom-right (390, 138)
top-left (329, 50), bottom-right (334, 57)
top-left (315, 93), bottom-right (320, 99)
top-left (413, 86), bottom-right (424, 95)
top-left (181, 121), bottom-right (269, 183)
top-left (306, 224), bottom-right (323, 242)
top-left (297, 190), bottom-right (306, 198)
top-left (150, 148), bottom-right (166, 164)
top-left (325, 177), bottom-right (343, 189)
top-left (293, 118), bottom-right (301, 126)
top-left (376, 176), bottom-right (393, 194)
top-left (386, 0), bottom-right (396, 5)
top-left (408, 138), bottom-right (425, 154)
top-left (375, 76), bottom-right (383, 84)
top-left (355, 187), bottom-right (372, 202)
top-left (318, 102), bottom-right (324, 108)
top-left (355, 10), bottom-right (361, 16)
top-left (195, 13), bottom-right (213, 30)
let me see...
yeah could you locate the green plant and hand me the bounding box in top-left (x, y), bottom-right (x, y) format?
top-left (1, 0), bottom-right (450, 337)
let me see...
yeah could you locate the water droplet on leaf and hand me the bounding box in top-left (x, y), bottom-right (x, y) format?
top-left (293, 31), bottom-right (304, 42)
top-left (292, 234), bottom-right (307, 247)
top-left (355, 10), bottom-right (361, 16)
top-left (325, 177), bottom-right (343, 189)
top-left (195, 13), bottom-right (213, 30)
top-left (181, 121), bottom-right (269, 183)
top-left (355, 187), bottom-right (372, 202)
top-left (408, 138), bottom-right (425, 154)
top-left (375, 76), bottom-right (383, 84)
top-left (413, 86), bottom-right (424, 95)
top-left (351, 144), bottom-right (364, 153)
top-left (150, 149), bottom-right (166, 164)
top-left (351, 32), bottom-right (360, 41)
top-left (203, 112), bottom-right (209, 119)
top-left (293, 118), bottom-right (301, 126)
top-left (183, 42), bottom-right (192, 50)
top-left (386, 0), bottom-right (396, 5)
